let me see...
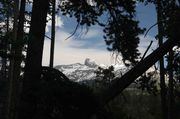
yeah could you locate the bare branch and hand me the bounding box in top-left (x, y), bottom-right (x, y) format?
top-left (144, 23), bottom-right (158, 38)
top-left (140, 40), bottom-right (153, 61)
top-left (45, 35), bottom-right (51, 40)
top-left (65, 22), bottom-right (80, 40)
top-left (144, 19), bottom-right (167, 38)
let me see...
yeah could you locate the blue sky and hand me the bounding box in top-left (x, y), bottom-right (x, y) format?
top-left (42, 2), bottom-right (158, 66)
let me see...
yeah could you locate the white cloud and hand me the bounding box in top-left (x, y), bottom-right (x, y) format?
top-left (42, 29), bottom-right (159, 66)
top-left (42, 27), bottom-right (114, 66)
top-left (42, 13), bottom-right (158, 66)
top-left (42, 38), bottom-right (112, 66)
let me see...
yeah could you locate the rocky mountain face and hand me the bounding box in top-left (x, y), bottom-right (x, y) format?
top-left (55, 58), bottom-right (131, 82)
top-left (54, 58), bottom-right (163, 96)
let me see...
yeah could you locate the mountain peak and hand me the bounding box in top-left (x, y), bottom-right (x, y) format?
top-left (84, 58), bottom-right (98, 68)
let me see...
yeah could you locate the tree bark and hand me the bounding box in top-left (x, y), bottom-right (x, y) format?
top-left (167, 1), bottom-right (177, 119)
top-left (7, 0), bottom-right (26, 119)
top-left (98, 39), bottom-right (177, 105)
top-left (49, 0), bottom-right (56, 68)
top-left (156, 0), bottom-right (168, 119)
top-left (19, 0), bottom-right (50, 119)
top-left (7, 0), bottom-right (19, 119)
top-left (168, 50), bottom-right (174, 119)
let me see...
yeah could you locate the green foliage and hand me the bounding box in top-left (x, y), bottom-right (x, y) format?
top-left (104, 18), bottom-right (144, 65)
top-left (140, 0), bottom-right (180, 46)
top-left (162, 1), bottom-right (180, 44)
top-left (59, 0), bottom-right (103, 26)
top-left (106, 90), bottom-right (162, 119)
top-left (136, 73), bottom-right (158, 95)
top-left (95, 66), bottom-right (115, 83)
top-left (93, 66), bottom-right (115, 92)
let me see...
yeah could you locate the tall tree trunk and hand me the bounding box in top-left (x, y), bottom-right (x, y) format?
top-left (7, 0), bottom-right (19, 119)
top-left (156, 0), bottom-right (167, 119)
top-left (7, 0), bottom-right (26, 119)
top-left (98, 39), bottom-right (177, 105)
top-left (19, 0), bottom-right (50, 119)
top-left (167, 1), bottom-right (177, 119)
top-left (49, 0), bottom-right (56, 68)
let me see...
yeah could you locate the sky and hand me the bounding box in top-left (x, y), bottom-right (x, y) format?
top-left (42, 2), bottom-right (158, 66)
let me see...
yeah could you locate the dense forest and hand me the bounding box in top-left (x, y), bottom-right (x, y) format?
top-left (0, 0), bottom-right (180, 119)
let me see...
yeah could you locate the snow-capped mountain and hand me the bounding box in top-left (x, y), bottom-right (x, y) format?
top-left (54, 58), bottom-right (161, 94)
top-left (54, 58), bottom-right (128, 82)
top-left (54, 58), bottom-right (159, 83)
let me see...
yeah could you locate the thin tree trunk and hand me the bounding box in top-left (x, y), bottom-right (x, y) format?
top-left (1, 0), bottom-right (10, 81)
top-left (167, 1), bottom-right (176, 118)
top-left (156, 0), bottom-right (167, 119)
top-left (98, 39), bottom-right (177, 105)
top-left (19, 0), bottom-right (50, 119)
top-left (49, 0), bottom-right (56, 68)
top-left (168, 50), bottom-right (174, 119)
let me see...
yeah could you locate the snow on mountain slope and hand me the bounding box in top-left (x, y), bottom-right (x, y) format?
top-left (54, 58), bottom-right (127, 82)
top-left (54, 58), bottom-right (158, 83)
